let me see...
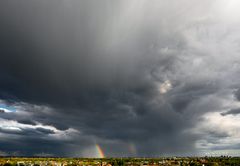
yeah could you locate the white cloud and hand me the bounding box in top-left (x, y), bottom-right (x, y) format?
top-left (193, 111), bottom-right (240, 155)
top-left (158, 80), bottom-right (172, 94)
top-left (0, 118), bottom-right (78, 140)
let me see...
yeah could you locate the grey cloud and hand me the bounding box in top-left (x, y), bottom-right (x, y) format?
top-left (221, 108), bottom-right (240, 116)
top-left (35, 127), bottom-right (55, 135)
top-left (17, 120), bottom-right (37, 126)
top-left (234, 89), bottom-right (240, 101)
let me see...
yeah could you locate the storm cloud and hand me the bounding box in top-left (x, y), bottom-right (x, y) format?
top-left (1, 0), bottom-right (240, 157)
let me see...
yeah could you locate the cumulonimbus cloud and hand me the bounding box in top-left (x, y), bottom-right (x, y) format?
top-left (1, 0), bottom-right (240, 157)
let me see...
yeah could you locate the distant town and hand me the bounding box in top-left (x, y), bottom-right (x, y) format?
top-left (0, 156), bottom-right (239, 166)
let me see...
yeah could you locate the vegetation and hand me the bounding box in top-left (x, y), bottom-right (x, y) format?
top-left (0, 156), bottom-right (240, 166)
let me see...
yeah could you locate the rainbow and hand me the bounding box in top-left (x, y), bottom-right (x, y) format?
top-left (128, 143), bottom-right (137, 155)
top-left (96, 144), bottom-right (105, 158)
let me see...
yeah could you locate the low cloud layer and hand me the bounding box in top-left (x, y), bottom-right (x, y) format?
top-left (1, 0), bottom-right (240, 157)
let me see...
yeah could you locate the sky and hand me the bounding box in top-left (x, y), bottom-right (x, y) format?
top-left (1, 0), bottom-right (240, 157)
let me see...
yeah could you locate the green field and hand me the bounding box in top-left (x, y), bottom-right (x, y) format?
top-left (1, 156), bottom-right (240, 166)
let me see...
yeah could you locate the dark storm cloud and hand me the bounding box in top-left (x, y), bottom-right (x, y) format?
top-left (168, 80), bottom-right (220, 113)
top-left (234, 89), bottom-right (240, 101)
top-left (0, 0), bottom-right (160, 108)
top-left (17, 119), bottom-right (37, 125)
top-left (221, 108), bottom-right (240, 116)
top-left (0, 137), bottom-right (67, 157)
top-left (1, 0), bottom-right (240, 157)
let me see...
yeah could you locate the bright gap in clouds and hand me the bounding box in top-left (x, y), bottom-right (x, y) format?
top-left (0, 103), bottom-right (16, 113)
top-left (221, 0), bottom-right (240, 18)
